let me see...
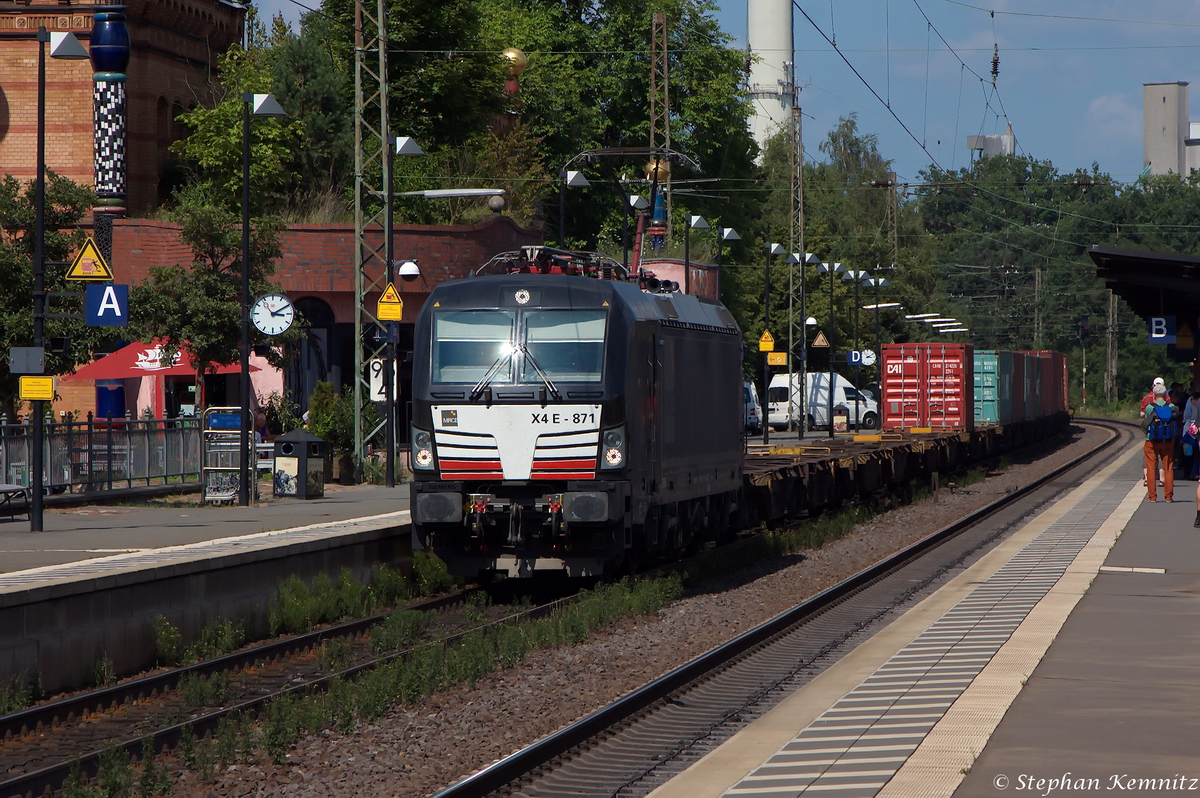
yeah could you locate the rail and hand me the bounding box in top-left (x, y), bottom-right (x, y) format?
top-left (0, 414), bottom-right (201, 494)
top-left (429, 419), bottom-right (1134, 797)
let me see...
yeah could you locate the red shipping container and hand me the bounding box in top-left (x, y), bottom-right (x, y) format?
top-left (1053, 351), bottom-right (1068, 413)
top-left (880, 344), bottom-right (924, 429)
top-left (1009, 351), bottom-right (1027, 423)
top-left (881, 343), bottom-right (975, 431)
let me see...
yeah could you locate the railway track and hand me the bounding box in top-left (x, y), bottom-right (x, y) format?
top-left (429, 418), bottom-right (1137, 798)
top-left (0, 420), bottom-right (1129, 798)
top-left (0, 587), bottom-right (528, 798)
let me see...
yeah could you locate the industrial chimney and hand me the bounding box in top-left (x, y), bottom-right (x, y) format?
top-left (747, 0), bottom-right (796, 148)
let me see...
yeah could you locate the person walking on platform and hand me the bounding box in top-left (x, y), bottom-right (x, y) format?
top-left (1145, 384), bottom-right (1179, 502)
top-left (1143, 377), bottom-right (1167, 486)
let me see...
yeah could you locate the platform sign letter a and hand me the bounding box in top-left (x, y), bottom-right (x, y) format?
top-left (1149, 316), bottom-right (1176, 344)
top-left (86, 284), bottom-right (128, 327)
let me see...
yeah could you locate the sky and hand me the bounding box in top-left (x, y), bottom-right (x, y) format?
top-left (255, 0), bottom-right (1200, 185)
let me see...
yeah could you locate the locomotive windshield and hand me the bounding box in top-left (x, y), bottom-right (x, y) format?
top-left (432, 310), bottom-right (515, 383)
top-left (521, 310), bottom-right (606, 383)
top-left (430, 307), bottom-right (607, 385)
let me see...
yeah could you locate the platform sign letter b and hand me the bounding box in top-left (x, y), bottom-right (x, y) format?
top-left (1149, 316), bottom-right (1176, 344)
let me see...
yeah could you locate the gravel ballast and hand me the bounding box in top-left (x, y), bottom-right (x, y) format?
top-left (173, 424), bottom-right (1120, 798)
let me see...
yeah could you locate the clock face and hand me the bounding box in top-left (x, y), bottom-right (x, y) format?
top-left (251, 293), bottom-right (295, 336)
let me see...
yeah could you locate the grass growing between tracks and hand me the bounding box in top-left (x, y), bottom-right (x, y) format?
top-left (148, 555), bottom-right (459, 668)
top-left (141, 575), bottom-right (684, 788)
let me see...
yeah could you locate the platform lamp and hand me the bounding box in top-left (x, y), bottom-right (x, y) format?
top-left (29, 29), bottom-right (90, 532)
top-left (239, 92), bottom-right (287, 507)
top-left (684, 215), bottom-right (709, 295)
top-left (559, 170), bottom-right (591, 248)
top-left (383, 136), bottom-right (425, 488)
top-left (816, 261), bottom-right (846, 439)
top-left (715, 227), bottom-right (740, 300)
top-left (763, 242), bottom-right (786, 445)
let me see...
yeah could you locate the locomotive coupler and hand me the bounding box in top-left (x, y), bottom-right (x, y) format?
top-left (545, 493), bottom-right (565, 539)
top-left (468, 493), bottom-right (491, 539)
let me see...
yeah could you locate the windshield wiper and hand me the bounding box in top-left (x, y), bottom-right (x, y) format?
top-left (520, 346), bottom-right (561, 401)
top-left (469, 353), bottom-right (511, 402)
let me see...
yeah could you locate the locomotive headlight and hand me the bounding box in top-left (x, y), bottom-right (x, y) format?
top-left (600, 426), bottom-right (625, 469)
top-left (412, 428), bottom-right (435, 470)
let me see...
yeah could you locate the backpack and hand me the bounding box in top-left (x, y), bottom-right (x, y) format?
top-left (1147, 402), bottom-right (1178, 441)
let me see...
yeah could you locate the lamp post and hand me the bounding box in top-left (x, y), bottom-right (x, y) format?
top-left (384, 136), bottom-right (425, 488)
top-left (625, 195), bottom-right (649, 269)
top-left (558, 170), bottom-right (591, 248)
top-left (240, 92), bottom-right (286, 506)
top-left (816, 261), bottom-right (846, 439)
top-left (800, 253), bottom-right (823, 439)
top-left (863, 278), bottom-right (893, 381)
top-left (843, 269), bottom-right (870, 420)
top-left (763, 242), bottom-right (785, 445)
top-left (716, 227), bottom-right (740, 301)
top-left (31, 29), bottom-right (89, 532)
top-left (684, 215), bottom-right (708, 295)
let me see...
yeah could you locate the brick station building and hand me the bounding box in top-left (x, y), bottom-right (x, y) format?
top-left (0, 0), bottom-right (242, 213)
top-left (53, 213), bottom-right (542, 420)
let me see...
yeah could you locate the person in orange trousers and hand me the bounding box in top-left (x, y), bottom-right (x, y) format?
top-left (1145, 384), bottom-right (1177, 502)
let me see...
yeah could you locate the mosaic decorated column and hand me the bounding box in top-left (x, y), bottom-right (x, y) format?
top-left (90, 6), bottom-right (130, 218)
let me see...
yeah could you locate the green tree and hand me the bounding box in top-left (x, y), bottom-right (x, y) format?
top-left (170, 11), bottom-right (306, 215)
top-left (128, 183), bottom-right (299, 390)
top-left (0, 172), bottom-right (122, 416)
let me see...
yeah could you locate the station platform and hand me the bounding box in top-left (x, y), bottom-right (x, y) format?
top-left (0, 484), bottom-right (411, 693)
top-left (0, 483), bottom-right (410, 574)
top-left (648, 437), bottom-right (1195, 797)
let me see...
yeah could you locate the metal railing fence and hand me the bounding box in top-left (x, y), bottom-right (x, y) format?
top-left (0, 413), bottom-right (201, 493)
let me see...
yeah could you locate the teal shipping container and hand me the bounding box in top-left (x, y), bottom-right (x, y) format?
top-left (973, 350), bottom-right (1013, 425)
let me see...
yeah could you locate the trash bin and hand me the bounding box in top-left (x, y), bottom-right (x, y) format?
top-left (832, 404), bottom-right (849, 434)
top-left (273, 429), bottom-right (327, 499)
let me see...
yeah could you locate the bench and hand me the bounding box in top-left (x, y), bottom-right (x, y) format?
top-left (0, 483), bottom-right (31, 520)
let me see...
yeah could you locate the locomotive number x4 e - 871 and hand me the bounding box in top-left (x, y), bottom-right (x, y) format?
top-left (409, 248), bottom-right (745, 579)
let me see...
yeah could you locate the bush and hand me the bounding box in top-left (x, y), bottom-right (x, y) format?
top-left (151, 615), bottom-right (182, 667)
top-left (305, 382), bottom-right (381, 459)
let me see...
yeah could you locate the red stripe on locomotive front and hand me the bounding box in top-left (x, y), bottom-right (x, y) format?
top-left (530, 459), bottom-right (598, 470)
top-left (438, 459), bottom-right (503, 471)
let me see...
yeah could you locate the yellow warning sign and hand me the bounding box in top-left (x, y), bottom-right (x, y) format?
top-left (767, 352), bottom-right (788, 366)
top-left (377, 282), bottom-right (403, 322)
top-left (1179, 322), bottom-right (1195, 350)
top-left (65, 237), bottom-right (114, 281)
top-left (758, 330), bottom-right (775, 352)
top-left (19, 376), bottom-right (54, 401)
top-left (811, 331), bottom-right (830, 348)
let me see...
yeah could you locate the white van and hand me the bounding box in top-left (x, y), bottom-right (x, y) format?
top-left (767, 372), bottom-right (879, 431)
top-left (743, 381), bottom-right (763, 435)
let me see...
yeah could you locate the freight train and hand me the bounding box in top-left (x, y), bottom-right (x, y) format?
top-left (879, 344), bottom-right (1069, 431)
top-left (408, 248), bottom-right (1071, 580)
top-left (409, 247), bottom-right (743, 578)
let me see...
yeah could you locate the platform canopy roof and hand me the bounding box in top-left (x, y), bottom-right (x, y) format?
top-left (1088, 244), bottom-right (1200, 322)
top-left (62, 340), bottom-right (257, 381)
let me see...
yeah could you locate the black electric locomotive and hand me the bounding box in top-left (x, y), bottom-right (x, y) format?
top-left (409, 248), bottom-right (744, 578)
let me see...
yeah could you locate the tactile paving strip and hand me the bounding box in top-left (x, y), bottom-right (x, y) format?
top-left (721, 457), bottom-right (1142, 797)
